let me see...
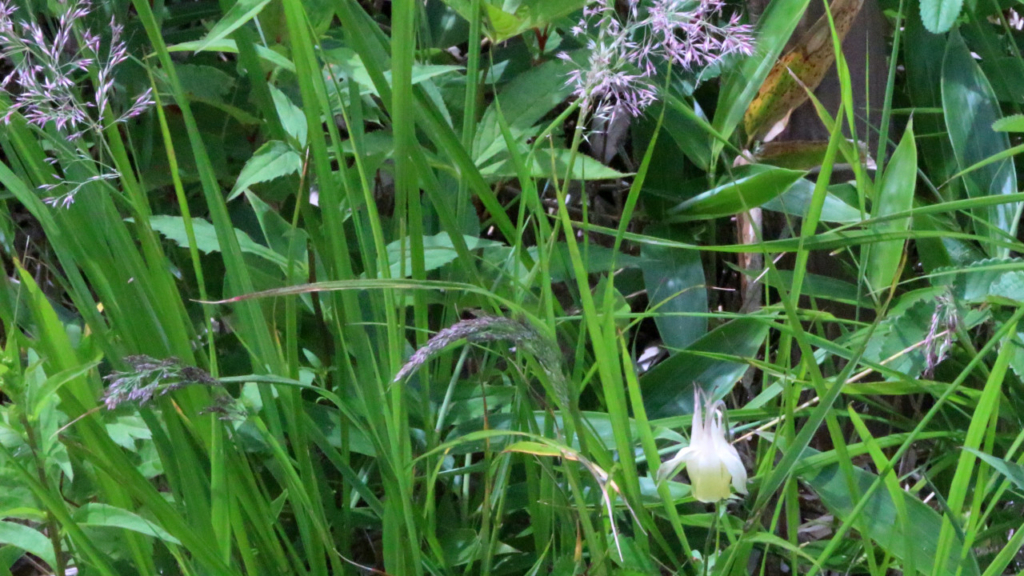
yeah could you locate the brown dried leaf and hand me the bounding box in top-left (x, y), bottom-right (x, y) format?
top-left (743, 0), bottom-right (865, 143)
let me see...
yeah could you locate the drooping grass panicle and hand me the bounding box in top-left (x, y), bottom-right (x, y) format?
top-left (394, 315), bottom-right (569, 406)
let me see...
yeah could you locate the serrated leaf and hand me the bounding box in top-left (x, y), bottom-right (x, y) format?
top-left (269, 85), bottom-right (307, 146)
top-left (192, 0), bottom-right (274, 53)
top-left (993, 114), bottom-right (1024, 132)
top-left (1008, 325), bottom-right (1024, 381)
top-left (145, 215), bottom-right (290, 270)
top-left (228, 141), bottom-right (302, 201)
top-left (862, 295), bottom-right (936, 378)
top-left (920, 0), bottom-right (962, 33)
top-left (935, 258), bottom-right (1024, 303)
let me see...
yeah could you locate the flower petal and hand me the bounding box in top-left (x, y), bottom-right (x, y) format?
top-left (656, 446), bottom-right (695, 484)
top-left (722, 444), bottom-right (748, 494)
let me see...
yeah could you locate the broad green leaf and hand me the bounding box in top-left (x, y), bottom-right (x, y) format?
top-left (866, 122), bottom-right (917, 296)
top-left (801, 454), bottom-right (980, 576)
top-left (106, 416), bottom-right (153, 451)
top-left (753, 140), bottom-right (833, 170)
top-left (191, 0), bottom-right (274, 53)
top-left (920, 0), bottom-right (962, 33)
top-left (666, 165), bottom-right (807, 220)
top-left (641, 317), bottom-right (770, 419)
top-left (481, 243), bottom-right (643, 285)
top-left (29, 359), bottom-right (100, 420)
top-left (640, 224), bottom-right (707, 350)
top-left (228, 141), bottom-right (302, 201)
top-left (737, 268), bottom-right (870, 306)
top-left (171, 64), bottom-right (235, 101)
top-left (942, 30), bottom-right (1020, 258)
top-left (74, 503), bottom-right (181, 545)
top-left (905, 11), bottom-right (961, 204)
top-left (0, 521), bottom-right (56, 569)
top-left (245, 191), bottom-right (309, 278)
top-left (384, 233), bottom-right (503, 278)
top-left (662, 93), bottom-right (714, 170)
top-left (1009, 324), bottom-right (1024, 381)
top-left (762, 178), bottom-right (863, 223)
top-left (913, 212), bottom-right (987, 274)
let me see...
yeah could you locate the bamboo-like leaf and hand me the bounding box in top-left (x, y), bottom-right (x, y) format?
top-left (641, 224), bottom-right (708, 350)
top-left (865, 122), bottom-right (917, 297)
top-left (667, 165), bottom-right (807, 220)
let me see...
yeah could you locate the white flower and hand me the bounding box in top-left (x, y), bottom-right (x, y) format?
top-left (656, 391), bottom-right (747, 503)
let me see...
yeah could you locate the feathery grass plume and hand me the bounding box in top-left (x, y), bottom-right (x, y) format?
top-left (0, 0), bottom-right (153, 206)
top-left (394, 315), bottom-right (569, 406)
top-left (923, 292), bottom-right (959, 378)
top-left (102, 356), bottom-right (218, 411)
top-left (560, 0), bottom-right (754, 124)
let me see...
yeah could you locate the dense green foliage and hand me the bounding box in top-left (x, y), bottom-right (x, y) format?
top-left (1, 0), bottom-right (1024, 574)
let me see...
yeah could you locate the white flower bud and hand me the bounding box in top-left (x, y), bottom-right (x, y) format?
top-left (657, 391), bottom-right (747, 503)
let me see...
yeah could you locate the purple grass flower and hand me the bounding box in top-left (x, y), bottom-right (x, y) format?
top-left (0, 0), bottom-right (154, 206)
top-left (560, 0), bottom-right (755, 126)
